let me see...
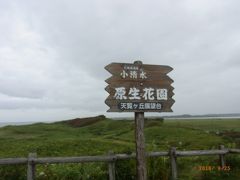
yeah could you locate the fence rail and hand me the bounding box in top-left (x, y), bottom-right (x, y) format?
top-left (0, 145), bottom-right (239, 180)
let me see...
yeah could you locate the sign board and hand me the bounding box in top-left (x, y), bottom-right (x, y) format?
top-left (105, 62), bottom-right (175, 112)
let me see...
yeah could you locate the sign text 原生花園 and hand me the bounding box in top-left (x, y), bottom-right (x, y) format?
top-left (114, 87), bottom-right (167, 100)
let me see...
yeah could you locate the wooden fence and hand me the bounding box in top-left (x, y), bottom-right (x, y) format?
top-left (0, 145), bottom-right (239, 180)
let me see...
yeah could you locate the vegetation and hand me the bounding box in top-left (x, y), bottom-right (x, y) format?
top-left (0, 116), bottom-right (240, 179)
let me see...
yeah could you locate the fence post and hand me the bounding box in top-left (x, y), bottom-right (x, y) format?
top-left (108, 151), bottom-right (116, 180)
top-left (169, 147), bottom-right (177, 180)
top-left (219, 145), bottom-right (225, 167)
top-left (27, 153), bottom-right (37, 180)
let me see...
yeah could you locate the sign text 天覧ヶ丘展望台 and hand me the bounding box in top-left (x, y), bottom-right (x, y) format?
top-left (118, 102), bottom-right (162, 110)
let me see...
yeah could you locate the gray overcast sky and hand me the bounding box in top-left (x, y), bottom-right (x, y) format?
top-left (0, 0), bottom-right (240, 122)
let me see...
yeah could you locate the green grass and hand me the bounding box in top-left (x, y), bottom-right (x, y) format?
top-left (0, 117), bottom-right (240, 179)
top-left (165, 119), bottom-right (240, 132)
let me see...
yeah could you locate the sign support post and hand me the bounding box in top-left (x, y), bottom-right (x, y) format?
top-left (135, 111), bottom-right (147, 180)
top-left (133, 61), bottom-right (147, 180)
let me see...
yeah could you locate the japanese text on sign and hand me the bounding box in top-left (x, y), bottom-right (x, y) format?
top-left (118, 102), bottom-right (162, 110)
top-left (120, 65), bottom-right (147, 79)
top-left (114, 87), bottom-right (168, 100)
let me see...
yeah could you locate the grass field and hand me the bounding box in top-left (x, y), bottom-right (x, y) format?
top-left (0, 116), bottom-right (239, 179)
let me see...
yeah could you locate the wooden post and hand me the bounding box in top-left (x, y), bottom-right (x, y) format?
top-left (108, 151), bottom-right (116, 180)
top-left (169, 147), bottom-right (177, 180)
top-left (27, 153), bottom-right (37, 180)
top-left (133, 61), bottom-right (147, 180)
top-left (135, 112), bottom-right (147, 180)
top-left (219, 145), bottom-right (225, 167)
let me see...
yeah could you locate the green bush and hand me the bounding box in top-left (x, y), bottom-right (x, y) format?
top-left (115, 159), bottom-right (135, 180)
top-left (0, 165), bottom-right (26, 180)
top-left (36, 163), bottom-right (107, 180)
top-left (147, 157), bottom-right (170, 180)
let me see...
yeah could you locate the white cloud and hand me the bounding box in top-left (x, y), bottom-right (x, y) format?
top-left (0, 0), bottom-right (240, 122)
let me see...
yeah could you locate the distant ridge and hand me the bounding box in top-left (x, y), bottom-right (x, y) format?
top-left (111, 113), bottom-right (240, 120)
top-left (162, 113), bottom-right (240, 118)
top-left (60, 115), bottom-right (106, 127)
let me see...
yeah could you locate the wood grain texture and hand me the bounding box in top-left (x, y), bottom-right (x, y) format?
top-left (135, 112), bottom-right (147, 180)
top-left (105, 73), bottom-right (174, 84)
top-left (27, 153), bottom-right (37, 180)
top-left (105, 98), bottom-right (175, 112)
top-left (105, 63), bottom-right (173, 75)
top-left (170, 147), bottom-right (177, 180)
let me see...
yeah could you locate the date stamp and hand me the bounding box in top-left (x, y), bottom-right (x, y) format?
top-left (195, 165), bottom-right (231, 171)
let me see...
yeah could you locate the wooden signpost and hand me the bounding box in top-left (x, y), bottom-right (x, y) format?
top-left (105, 61), bottom-right (175, 180)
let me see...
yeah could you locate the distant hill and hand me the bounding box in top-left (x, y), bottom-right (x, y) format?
top-left (60, 115), bottom-right (106, 127)
top-left (162, 113), bottom-right (240, 118)
top-left (112, 113), bottom-right (240, 120)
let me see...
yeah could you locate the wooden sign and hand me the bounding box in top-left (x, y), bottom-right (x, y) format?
top-left (105, 61), bottom-right (175, 179)
top-left (105, 62), bottom-right (175, 112)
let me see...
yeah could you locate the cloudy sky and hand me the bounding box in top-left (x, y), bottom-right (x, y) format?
top-left (0, 0), bottom-right (240, 122)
